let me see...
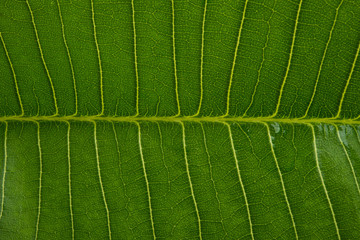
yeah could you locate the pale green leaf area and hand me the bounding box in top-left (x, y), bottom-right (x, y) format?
top-left (0, 0), bottom-right (360, 239)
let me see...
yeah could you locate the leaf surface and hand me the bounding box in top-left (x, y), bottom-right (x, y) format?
top-left (1, 0), bottom-right (360, 239)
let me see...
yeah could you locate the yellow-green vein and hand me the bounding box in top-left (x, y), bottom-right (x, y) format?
top-left (1, 115), bottom-right (360, 125)
top-left (56, 0), bottom-right (78, 116)
top-left (225, 122), bottom-right (254, 240)
top-left (302, 0), bottom-right (344, 118)
top-left (271, 0), bottom-right (303, 118)
top-left (180, 122), bottom-right (202, 239)
top-left (0, 122), bottom-right (8, 220)
top-left (308, 123), bottom-right (341, 240)
top-left (194, 0), bottom-right (208, 117)
top-left (91, 0), bottom-right (105, 116)
top-left (66, 121), bottom-right (74, 239)
top-left (265, 123), bottom-right (299, 240)
top-left (131, 0), bottom-right (140, 117)
top-left (135, 122), bottom-right (156, 239)
top-left (35, 122), bottom-right (43, 240)
top-left (26, 0), bottom-right (59, 116)
top-left (223, 0), bottom-right (249, 117)
top-left (93, 121), bottom-right (112, 239)
top-left (0, 33), bottom-right (24, 116)
top-left (334, 124), bottom-right (360, 195)
top-left (336, 37), bottom-right (360, 119)
top-left (171, 0), bottom-right (181, 116)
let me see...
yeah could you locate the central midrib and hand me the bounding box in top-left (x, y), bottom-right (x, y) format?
top-left (0, 115), bottom-right (359, 125)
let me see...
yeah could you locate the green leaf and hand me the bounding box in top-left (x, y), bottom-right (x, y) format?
top-left (1, 0), bottom-right (360, 239)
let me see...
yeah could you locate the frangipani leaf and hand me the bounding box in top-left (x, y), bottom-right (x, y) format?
top-left (1, 0), bottom-right (360, 239)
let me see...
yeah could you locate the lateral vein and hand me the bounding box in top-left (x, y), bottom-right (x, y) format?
top-left (265, 123), bottom-right (299, 240)
top-left (0, 122), bottom-right (8, 220)
top-left (303, 0), bottom-right (344, 119)
top-left (56, 0), bottom-right (78, 116)
top-left (194, 0), bottom-right (208, 117)
top-left (135, 122), bottom-right (156, 239)
top-left (225, 122), bottom-right (254, 240)
top-left (66, 122), bottom-right (75, 239)
top-left (35, 122), bottom-right (43, 240)
top-left (131, 0), bottom-right (140, 117)
top-left (172, 0), bottom-right (181, 116)
top-left (93, 121), bottom-right (112, 239)
top-left (91, 0), bottom-right (105, 116)
top-left (335, 125), bottom-right (360, 195)
top-left (180, 122), bottom-right (202, 240)
top-left (0, 33), bottom-right (24, 116)
top-left (26, 0), bottom-right (59, 116)
top-left (308, 124), bottom-right (341, 240)
top-left (224, 0), bottom-right (249, 117)
top-left (271, 0), bottom-right (303, 118)
top-left (336, 37), bottom-right (360, 119)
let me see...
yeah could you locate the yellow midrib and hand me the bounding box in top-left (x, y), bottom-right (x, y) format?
top-left (0, 115), bottom-right (359, 125)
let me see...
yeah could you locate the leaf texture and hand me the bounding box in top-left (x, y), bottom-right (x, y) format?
top-left (0, 0), bottom-right (360, 239)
